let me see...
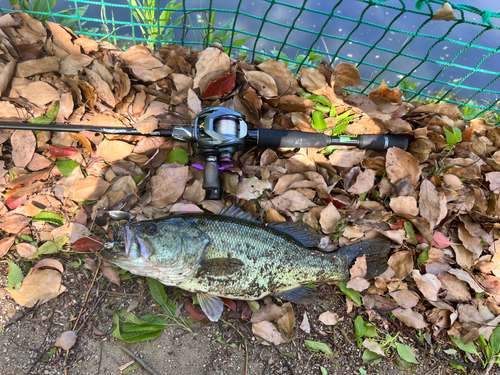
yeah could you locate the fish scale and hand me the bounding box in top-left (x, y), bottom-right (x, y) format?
top-left (177, 215), bottom-right (349, 300)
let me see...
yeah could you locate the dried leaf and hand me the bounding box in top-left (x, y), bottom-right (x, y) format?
top-left (333, 63), bottom-right (362, 90)
top-left (390, 196), bottom-right (419, 216)
top-left (16, 243), bottom-right (37, 258)
top-left (0, 213), bottom-right (31, 234)
top-left (458, 224), bottom-right (483, 256)
top-left (320, 203), bottom-right (341, 233)
top-left (329, 149), bottom-right (366, 168)
top-left (11, 130), bottom-right (36, 168)
top-left (276, 302), bottom-right (295, 335)
top-left (419, 180), bottom-right (446, 229)
top-left (346, 277), bottom-right (370, 292)
top-left (54, 331), bottom-right (77, 350)
top-left (236, 177), bottom-right (272, 200)
top-left (0, 237), bottom-right (16, 258)
top-left (350, 256), bottom-right (367, 279)
top-left (8, 268), bottom-right (66, 308)
top-left (388, 251), bottom-right (413, 279)
top-left (69, 177), bottom-right (110, 201)
top-left (193, 47), bottom-right (230, 88)
top-left (244, 70), bottom-right (278, 98)
top-left (300, 67), bottom-right (326, 92)
top-left (390, 290), bottom-right (419, 309)
top-left (257, 60), bottom-right (301, 95)
top-left (385, 147), bottom-right (420, 186)
top-left (318, 311), bottom-right (339, 326)
top-left (411, 270), bottom-right (441, 301)
top-left (347, 169), bottom-right (376, 195)
top-left (202, 73), bottom-right (236, 98)
top-left (268, 190), bottom-right (317, 212)
top-left (391, 308), bottom-right (429, 329)
top-left (300, 312), bottom-right (311, 333)
top-left (96, 140), bottom-right (135, 162)
top-left (101, 260), bottom-right (120, 285)
top-left (252, 321), bottom-right (285, 346)
top-left (150, 164), bottom-right (189, 208)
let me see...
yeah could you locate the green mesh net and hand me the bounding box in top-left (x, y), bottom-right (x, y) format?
top-left (1, 0), bottom-right (500, 122)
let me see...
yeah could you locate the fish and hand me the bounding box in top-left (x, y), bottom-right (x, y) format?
top-left (103, 206), bottom-right (390, 321)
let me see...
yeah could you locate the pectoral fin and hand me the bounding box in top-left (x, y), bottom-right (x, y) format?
top-left (197, 293), bottom-right (224, 322)
top-left (274, 285), bottom-right (317, 304)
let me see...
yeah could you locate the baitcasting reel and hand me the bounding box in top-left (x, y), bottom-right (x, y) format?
top-left (173, 107), bottom-right (249, 200)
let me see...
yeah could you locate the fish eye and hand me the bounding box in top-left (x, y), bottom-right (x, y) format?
top-left (145, 223), bottom-right (157, 235)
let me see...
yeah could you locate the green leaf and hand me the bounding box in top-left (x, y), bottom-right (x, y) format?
top-left (362, 349), bottom-right (383, 364)
top-left (320, 366), bottom-right (328, 375)
top-left (392, 357), bottom-right (413, 371)
top-left (20, 234), bottom-right (33, 242)
top-left (354, 316), bottom-right (366, 348)
top-left (147, 278), bottom-right (177, 319)
top-left (417, 246), bottom-right (430, 264)
top-left (304, 340), bottom-right (333, 356)
top-left (32, 212), bottom-right (64, 226)
top-left (314, 104), bottom-right (331, 114)
top-left (54, 236), bottom-right (69, 250)
top-left (122, 362), bottom-right (140, 374)
top-left (444, 126), bottom-right (462, 145)
top-left (490, 326), bottom-right (500, 354)
top-left (403, 221), bottom-right (418, 245)
top-left (112, 313), bottom-right (123, 341)
top-left (166, 148), bottom-right (189, 164)
top-left (338, 282), bottom-right (361, 305)
top-left (7, 260), bottom-right (24, 290)
top-left (395, 343), bottom-right (418, 363)
top-left (56, 158), bottom-right (80, 177)
top-left (450, 335), bottom-right (478, 355)
top-left (247, 300), bottom-right (260, 313)
top-left (443, 348), bottom-right (457, 355)
top-left (311, 111), bottom-right (327, 131)
top-left (32, 241), bottom-right (59, 258)
top-left (359, 367), bottom-right (367, 375)
top-left (449, 362), bottom-right (467, 374)
top-left (121, 329), bottom-right (162, 343)
top-left (29, 101), bottom-right (59, 124)
top-left (301, 92), bottom-right (331, 107)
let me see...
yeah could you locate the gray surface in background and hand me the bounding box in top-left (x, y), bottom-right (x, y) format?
top-left (1, 0), bottom-right (499, 104)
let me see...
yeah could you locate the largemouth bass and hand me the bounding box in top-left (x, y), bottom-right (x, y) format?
top-left (103, 206), bottom-right (390, 321)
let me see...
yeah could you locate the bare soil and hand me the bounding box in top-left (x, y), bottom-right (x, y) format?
top-left (0, 259), bottom-right (471, 375)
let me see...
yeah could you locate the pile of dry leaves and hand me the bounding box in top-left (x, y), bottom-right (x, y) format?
top-left (1, 11), bottom-right (500, 369)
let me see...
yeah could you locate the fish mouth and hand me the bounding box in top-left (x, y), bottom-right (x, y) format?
top-left (103, 223), bottom-right (153, 261)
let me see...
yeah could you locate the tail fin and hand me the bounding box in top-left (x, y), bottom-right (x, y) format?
top-left (337, 239), bottom-right (391, 279)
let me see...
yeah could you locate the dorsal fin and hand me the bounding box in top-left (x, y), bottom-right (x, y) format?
top-left (220, 205), bottom-right (260, 223)
top-left (268, 222), bottom-right (321, 248)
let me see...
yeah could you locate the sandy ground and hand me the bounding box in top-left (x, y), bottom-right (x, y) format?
top-left (0, 260), bottom-right (468, 375)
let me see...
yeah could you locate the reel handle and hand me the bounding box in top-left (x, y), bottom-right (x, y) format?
top-left (202, 158), bottom-right (222, 200)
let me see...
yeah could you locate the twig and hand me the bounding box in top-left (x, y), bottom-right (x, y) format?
top-left (424, 364), bottom-right (439, 375)
top-left (64, 259), bottom-right (103, 375)
top-left (373, 307), bottom-right (499, 371)
top-left (75, 293), bottom-right (106, 335)
top-left (244, 339), bottom-right (248, 375)
top-left (122, 347), bottom-right (159, 375)
top-left (321, 37), bottom-right (333, 64)
top-left (100, 290), bottom-right (141, 296)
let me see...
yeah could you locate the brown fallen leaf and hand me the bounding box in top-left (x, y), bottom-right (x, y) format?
top-left (390, 196), bottom-right (419, 216)
top-left (54, 331), bottom-right (77, 350)
top-left (150, 164), bottom-right (189, 208)
top-left (8, 268), bottom-right (66, 308)
top-left (458, 224), bottom-right (483, 256)
top-left (385, 147), bottom-right (420, 186)
top-left (350, 255), bottom-right (367, 279)
top-left (17, 56), bottom-right (60, 78)
top-left (412, 270), bottom-right (441, 301)
top-left (419, 179), bottom-right (447, 229)
top-left (244, 70), bottom-right (278, 98)
top-left (257, 60), bottom-right (301, 95)
top-left (300, 312), bottom-right (311, 333)
top-left (347, 169), bottom-right (376, 195)
top-left (267, 190), bottom-right (317, 212)
top-left (390, 290), bottom-right (419, 309)
top-left (391, 308), bottom-right (429, 329)
top-left (387, 251), bottom-right (413, 279)
top-left (0, 213), bottom-right (31, 234)
top-left (11, 129), bottom-right (36, 168)
top-left (0, 237), bottom-right (16, 257)
top-left (96, 140), bottom-right (135, 162)
top-left (101, 260), bottom-right (120, 285)
top-left (0, 60), bottom-right (17, 96)
top-left (329, 149), bottom-right (366, 168)
top-left (346, 277), bottom-right (370, 292)
top-left (333, 63), bottom-right (362, 90)
top-left (236, 177), bottom-right (272, 200)
top-left (252, 321), bottom-right (285, 346)
top-left (84, 68), bottom-right (116, 108)
top-left (276, 302), bottom-right (295, 335)
top-left (193, 47), bottom-right (230, 89)
top-left (319, 203), bottom-right (341, 233)
top-left (16, 243), bottom-right (37, 258)
top-left (318, 311), bottom-right (339, 326)
top-left (485, 172), bottom-right (500, 192)
top-left (51, 223), bottom-right (90, 244)
top-left (69, 177), bottom-right (110, 201)
top-left (438, 273), bottom-right (471, 302)
top-left (19, 81), bottom-right (60, 107)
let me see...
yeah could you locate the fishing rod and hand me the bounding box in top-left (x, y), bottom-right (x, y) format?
top-left (0, 107), bottom-right (408, 199)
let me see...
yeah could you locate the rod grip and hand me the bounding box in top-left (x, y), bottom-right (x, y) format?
top-left (357, 135), bottom-right (409, 151)
top-left (257, 129), bottom-right (330, 148)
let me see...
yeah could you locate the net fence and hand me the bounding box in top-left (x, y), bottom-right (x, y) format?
top-left (1, 0), bottom-right (500, 121)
